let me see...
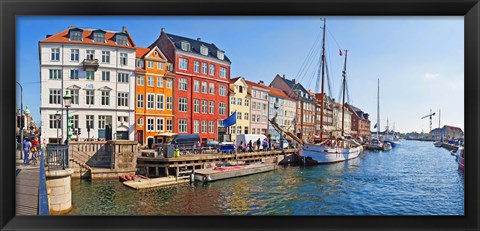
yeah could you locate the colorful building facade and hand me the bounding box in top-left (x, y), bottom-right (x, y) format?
top-left (268, 87), bottom-right (296, 141)
top-left (229, 77), bottom-right (251, 141)
top-left (245, 80), bottom-right (270, 136)
top-left (134, 46), bottom-right (175, 146)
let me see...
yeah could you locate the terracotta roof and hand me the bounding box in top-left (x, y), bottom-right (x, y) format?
top-left (230, 77), bottom-right (241, 84)
top-left (443, 125), bottom-right (463, 132)
top-left (268, 87), bottom-right (289, 99)
top-left (40, 27), bottom-right (136, 49)
top-left (244, 79), bottom-right (270, 90)
top-left (136, 47), bottom-right (150, 58)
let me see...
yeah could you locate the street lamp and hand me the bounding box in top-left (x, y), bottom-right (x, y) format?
top-left (16, 81), bottom-right (23, 159)
top-left (55, 110), bottom-right (61, 144)
top-left (63, 90), bottom-right (72, 144)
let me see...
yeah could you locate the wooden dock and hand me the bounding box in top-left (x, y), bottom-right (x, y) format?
top-left (16, 164), bottom-right (40, 215)
top-left (194, 163), bottom-right (276, 182)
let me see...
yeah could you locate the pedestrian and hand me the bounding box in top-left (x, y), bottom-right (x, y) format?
top-left (239, 141), bottom-right (245, 152)
top-left (256, 138), bottom-right (261, 151)
top-left (31, 136), bottom-right (39, 159)
top-left (23, 138), bottom-right (32, 165)
top-left (262, 138), bottom-right (268, 151)
top-left (248, 140), bottom-right (253, 152)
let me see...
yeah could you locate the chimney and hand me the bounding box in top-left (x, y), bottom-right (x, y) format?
top-left (283, 74), bottom-right (285, 78)
top-left (258, 80), bottom-right (264, 85)
top-left (197, 38), bottom-right (201, 41)
top-left (292, 79), bottom-right (296, 84)
top-left (122, 26), bottom-right (127, 32)
top-left (161, 28), bottom-right (166, 35)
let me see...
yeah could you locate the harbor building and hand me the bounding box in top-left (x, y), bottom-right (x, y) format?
top-left (245, 80), bottom-right (270, 136)
top-left (268, 87), bottom-right (296, 141)
top-left (39, 26), bottom-right (136, 143)
top-left (347, 104), bottom-right (371, 140)
top-left (314, 93), bottom-right (335, 140)
top-left (270, 74), bottom-right (316, 141)
top-left (229, 77), bottom-right (251, 142)
top-left (332, 102), bottom-right (353, 138)
top-left (150, 28), bottom-right (231, 143)
top-left (430, 125), bottom-right (464, 140)
top-left (134, 46), bottom-right (175, 147)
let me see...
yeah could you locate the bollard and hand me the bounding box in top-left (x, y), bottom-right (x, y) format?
top-left (190, 169), bottom-right (195, 183)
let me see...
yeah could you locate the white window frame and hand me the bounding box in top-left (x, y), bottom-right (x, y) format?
top-left (194, 99), bottom-right (200, 113)
top-left (209, 64), bottom-right (215, 75)
top-left (146, 117), bottom-right (155, 132)
top-left (202, 63), bottom-right (207, 74)
top-left (102, 51), bottom-right (110, 63)
top-left (101, 90), bottom-right (110, 106)
top-left (137, 75), bottom-right (144, 85)
top-left (156, 94), bottom-right (164, 110)
top-left (179, 119), bottom-right (187, 133)
top-left (179, 78), bottom-right (188, 90)
top-left (147, 76), bottom-right (154, 87)
top-left (201, 120), bottom-right (207, 133)
top-left (70, 49), bottom-right (79, 61)
top-left (157, 77), bottom-right (163, 88)
top-left (147, 93), bottom-right (155, 109)
top-left (209, 101), bottom-right (214, 114)
top-left (137, 94), bottom-right (144, 108)
top-left (209, 83), bottom-right (215, 94)
top-left (86, 90), bottom-right (95, 105)
top-left (120, 53), bottom-right (128, 65)
top-left (194, 80), bottom-right (200, 92)
top-left (102, 71), bottom-right (110, 81)
top-left (179, 98), bottom-right (188, 112)
top-left (179, 58), bottom-right (188, 70)
top-left (166, 79), bottom-right (173, 88)
top-left (156, 118), bottom-right (164, 132)
top-left (51, 48), bottom-right (60, 61)
top-left (201, 82), bottom-right (207, 93)
top-left (220, 67), bottom-right (227, 78)
top-left (209, 121), bottom-right (214, 133)
top-left (117, 92), bottom-right (129, 107)
top-left (194, 120), bottom-right (200, 133)
top-left (202, 100), bottom-right (207, 114)
top-left (166, 96), bottom-right (173, 110)
top-left (194, 61), bottom-right (200, 72)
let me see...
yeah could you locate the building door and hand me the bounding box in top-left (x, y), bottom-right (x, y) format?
top-left (147, 138), bottom-right (154, 149)
top-left (137, 131), bottom-right (144, 145)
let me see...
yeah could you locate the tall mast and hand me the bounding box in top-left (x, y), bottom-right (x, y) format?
top-left (377, 78), bottom-right (380, 138)
top-left (341, 50), bottom-right (348, 136)
top-left (319, 18), bottom-right (326, 141)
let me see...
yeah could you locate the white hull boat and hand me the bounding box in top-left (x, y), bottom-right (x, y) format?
top-left (301, 142), bottom-right (362, 164)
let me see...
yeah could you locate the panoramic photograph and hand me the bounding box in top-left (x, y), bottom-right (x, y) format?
top-left (15, 16), bottom-right (464, 215)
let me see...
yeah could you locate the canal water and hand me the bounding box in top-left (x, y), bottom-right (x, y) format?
top-left (69, 140), bottom-right (464, 215)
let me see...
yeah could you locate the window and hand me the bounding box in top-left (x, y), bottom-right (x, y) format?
top-left (137, 118), bottom-right (143, 127)
top-left (117, 92), bottom-right (129, 106)
top-left (156, 94), bottom-right (164, 110)
top-left (49, 69), bottom-right (62, 80)
top-left (179, 58), bottom-right (188, 70)
top-left (194, 80), bottom-right (200, 92)
top-left (167, 63), bottom-right (173, 71)
top-left (218, 120), bottom-right (224, 128)
top-left (237, 98), bottom-right (242, 106)
top-left (202, 63), bottom-right (207, 74)
top-left (179, 78), bottom-right (188, 90)
top-left (252, 128), bottom-right (255, 134)
top-left (219, 85), bottom-right (226, 96)
top-left (194, 99), bottom-right (200, 113)
top-left (101, 51), bottom-right (110, 63)
top-left (147, 61), bottom-right (154, 68)
top-left (137, 94), bottom-right (144, 108)
top-left (102, 71), bottom-right (110, 81)
top-left (98, 115), bottom-right (112, 130)
top-left (202, 100), bottom-right (207, 114)
top-left (51, 48), bottom-right (60, 61)
top-left (179, 98), bottom-right (188, 112)
top-left (137, 76), bottom-right (144, 85)
top-left (136, 59), bottom-right (143, 68)
top-left (72, 115), bottom-right (79, 129)
top-left (117, 116), bottom-right (128, 123)
top-left (71, 49), bottom-right (79, 61)
top-left (252, 102), bottom-right (256, 110)
top-left (245, 99), bottom-right (249, 107)
top-left (166, 120), bottom-right (173, 131)
top-left (86, 71), bottom-right (94, 80)
top-left (146, 118), bottom-right (154, 132)
top-left (209, 101), bottom-right (214, 114)
top-left (231, 126), bottom-right (236, 134)
top-left (166, 96), bottom-right (172, 110)
top-left (147, 94), bottom-right (154, 109)
top-left (71, 89), bottom-right (79, 104)
top-left (157, 62), bottom-right (164, 70)
top-left (49, 115), bottom-right (61, 129)
top-left (194, 120), bottom-right (199, 133)
top-left (93, 32), bottom-right (105, 42)
top-left (86, 90), bottom-right (95, 105)
top-left (201, 82), bottom-right (207, 93)
top-left (200, 46), bottom-right (208, 56)
top-left (49, 89), bottom-right (61, 104)
top-left (209, 121), bottom-right (214, 133)
top-left (179, 120), bottom-right (187, 133)
top-left (86, 50), bottom-right (95, 60)
top-left (194, 61), bottom-right (200, 72)
top-left (217, 51), bottom-right (224, 60)
top-left (157, 77), bottom-right (163, 88)
top-left (156, 118), bottom-right (164, 132)
top-left (86, 115), bottom-right (94, 129)
top-left (101, 91), bottom-right (110, 106)
top-left (209, 64), bottom-right (215, 75)
top-left (69, 31), bottom-right (82, 41)
top-left (147, 76), bottom-right (154, 86)
top-left (118, 73), bottom-right (129, 83)
top-left (237, 112), bottom-right (242, 120)
top-left (181, 42), bottom-right (190, 51)
top-left (209, 83), bottom-right (215, 94)
top-left (220, 67), bottom-right (227, 78)
top-left (237, 126), bottom-right (242, 134)
top-left (219, 102), bottom-right (226, 115)
top-left (239, 86), bottom-right (244, 93)
top-left (244, 127), bottom-right (249, 134)
top-left (231, 97), bottom-right (236, 105)
top-left (166, 79), bottom-right (173, 88)
top-left (202, 121), bottom-right (207, 133)
top-left (244, 113), bottom-right (249, 120)
top-left (116, 35), bottom-right (128, 45)
top-left (70, 69), bottom-right (79, 79)
top-left (120, 53), bottom-right (128, 65)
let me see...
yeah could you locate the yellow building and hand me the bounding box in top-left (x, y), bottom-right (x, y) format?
top-left (229, 77), bottom-right (251, 142)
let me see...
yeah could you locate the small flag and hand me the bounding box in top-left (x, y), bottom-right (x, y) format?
top-left (373, 123), bottom-right (377, 129)
top-left (339, 49), bottom-right (343, 56)
top-left (223, 112), bottom-right (237, 128)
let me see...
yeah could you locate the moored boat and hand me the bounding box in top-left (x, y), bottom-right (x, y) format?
top-left (367, 137), bottom-right (383, 151)
top-left (302, 138), bottom-right (362, 164)
top-left (382, 142), bottom-right (392, 151)
top-left (455, 145), bottom-right (464, 171)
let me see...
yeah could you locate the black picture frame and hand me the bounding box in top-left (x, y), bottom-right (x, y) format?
top-left (1, 0), bottom-right (478, 230)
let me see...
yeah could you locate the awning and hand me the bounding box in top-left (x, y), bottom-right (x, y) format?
top-left (155, 132), bottom-right (177, 137)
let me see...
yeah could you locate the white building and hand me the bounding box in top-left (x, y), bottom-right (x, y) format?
top-left (268, 87), bottom-right (296, 141)
top-left (39, 26), bottom-right (136, 143)
top-left (333, 103), bottom-right (352, 138)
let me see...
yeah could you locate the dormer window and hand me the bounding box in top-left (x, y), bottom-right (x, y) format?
top-left (200, 45), bottom-right (208, 56)
top-left (116, 34), bottom-right (128, 45)
top-left (181, 41), bottom-right (190, 51)
top-left (217, 50), bottom-right (224, 60)
top-left (93, 31), bottom-right (105, 43)
top-left (69, 30), bottom-right (83, 41)
top-left (167, 63), bottom-right (173, 72)
top-left (136, 59), bottom-right (144, 68)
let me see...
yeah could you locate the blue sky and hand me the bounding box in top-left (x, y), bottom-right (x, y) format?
top-left (16, 16), bottom-right (464, 133)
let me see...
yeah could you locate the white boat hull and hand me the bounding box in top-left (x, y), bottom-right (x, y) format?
top-left (301, 144), bottom-right (361, 164)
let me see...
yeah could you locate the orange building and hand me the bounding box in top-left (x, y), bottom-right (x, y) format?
top-left (135, 46), bottom-right (175, 147)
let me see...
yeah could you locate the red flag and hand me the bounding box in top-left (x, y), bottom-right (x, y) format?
top-left (339, 49), bottom-right (343, 56)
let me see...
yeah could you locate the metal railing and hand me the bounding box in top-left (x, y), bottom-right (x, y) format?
top-left (45, 144), bottom-right (69, 170)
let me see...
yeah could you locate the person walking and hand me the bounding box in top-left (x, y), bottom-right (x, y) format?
top-left (23, 138), bottom-right (32, 165)
top-left (31, 136), bottom-right (39, 159)
top-left (248, 140), bottom-right (253, 152)
top-left (256, 138), bottom-right (261, 151)
top-left (262, 138), bottom-right (268, 151)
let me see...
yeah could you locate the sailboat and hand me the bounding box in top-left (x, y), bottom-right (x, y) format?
top-left (384, 120), bottom-right (400, 147)
top-left (300, 19), bottom-right (362, 164)
top-left (367, 78), bottom-right (383, 151)
top-left (433, 109), bottom-right (443, 147)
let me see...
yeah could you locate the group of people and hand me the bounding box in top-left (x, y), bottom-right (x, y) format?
top-left (238, 138), bottom-right (273, 152)
top-left (21, 136), bottom-right (40, 165)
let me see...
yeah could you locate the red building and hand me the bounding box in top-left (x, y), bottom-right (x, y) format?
top-left (150, 28), bottom-right (231, 143)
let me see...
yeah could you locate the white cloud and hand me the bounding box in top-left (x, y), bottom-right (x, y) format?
top-left (424, 73), bottom-right (439, 80)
